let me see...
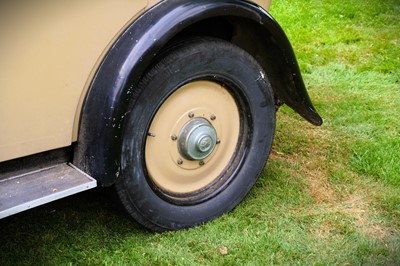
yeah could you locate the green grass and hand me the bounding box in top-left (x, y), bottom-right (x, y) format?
top-left (1, 0), bottom-right (399, 265)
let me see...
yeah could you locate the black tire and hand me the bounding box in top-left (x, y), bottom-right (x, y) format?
top-left (115, 37), bottom-right (276, 231)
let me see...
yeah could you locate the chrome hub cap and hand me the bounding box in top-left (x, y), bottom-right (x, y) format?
top-left (178, 118), bottom-right (217, 161)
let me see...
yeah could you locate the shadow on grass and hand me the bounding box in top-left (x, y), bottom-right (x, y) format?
top-left (0, 188), bottom-right (150, 265)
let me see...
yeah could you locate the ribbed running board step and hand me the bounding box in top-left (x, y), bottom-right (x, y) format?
top-left (0, 163), bottom-right (96, 219)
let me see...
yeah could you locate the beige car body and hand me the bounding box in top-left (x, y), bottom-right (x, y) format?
top-left (0, 0), bottom-right (271, 163)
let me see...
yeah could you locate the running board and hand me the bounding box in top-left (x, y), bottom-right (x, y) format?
top-left (0, 163), bottom-right (97, 219)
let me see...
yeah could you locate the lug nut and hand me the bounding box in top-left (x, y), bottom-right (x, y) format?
top-left (171, 134), bottom-right (178, 141)
top-left (177, 158), bottom-right (183, 165)
top-left (199, 160), bottom-right (205, 166)
top-left (216, 139), bottom-right (221, 144)
top-left (210, 114), bottom-right (216, 121)
top-left (188, 112), bottom-right (194, 118)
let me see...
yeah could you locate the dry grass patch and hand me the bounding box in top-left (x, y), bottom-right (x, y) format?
top-left (273, 112), bottom-right (395, 244)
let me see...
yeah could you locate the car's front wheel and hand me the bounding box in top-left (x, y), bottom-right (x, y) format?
top-left (115, 37), bottom-right (276, 231)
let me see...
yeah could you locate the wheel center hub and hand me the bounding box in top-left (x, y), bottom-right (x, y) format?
top-left (178, 118), bottom-right (217, 160)
top-left (198, 135), bottom-right (213, 152)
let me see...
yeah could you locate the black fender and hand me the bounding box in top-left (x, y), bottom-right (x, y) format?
top-left (74, 0), bottom-right (323, 185)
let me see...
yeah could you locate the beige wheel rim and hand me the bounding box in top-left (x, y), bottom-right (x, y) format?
top-left (145, 81), bottom-right (240, 194)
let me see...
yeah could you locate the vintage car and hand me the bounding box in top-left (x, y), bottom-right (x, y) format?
top-left (0, 0), bottom-right (322, 231)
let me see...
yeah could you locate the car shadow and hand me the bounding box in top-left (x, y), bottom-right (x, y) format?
top-left (0, 187), bottom-right (150, 265)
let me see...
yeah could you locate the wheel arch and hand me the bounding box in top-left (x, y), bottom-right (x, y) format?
top-left (74, 0), bottom-right (322, 185)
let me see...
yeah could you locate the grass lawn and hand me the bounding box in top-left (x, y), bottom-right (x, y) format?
top-left (1, 0), bottom-right (399, 265)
